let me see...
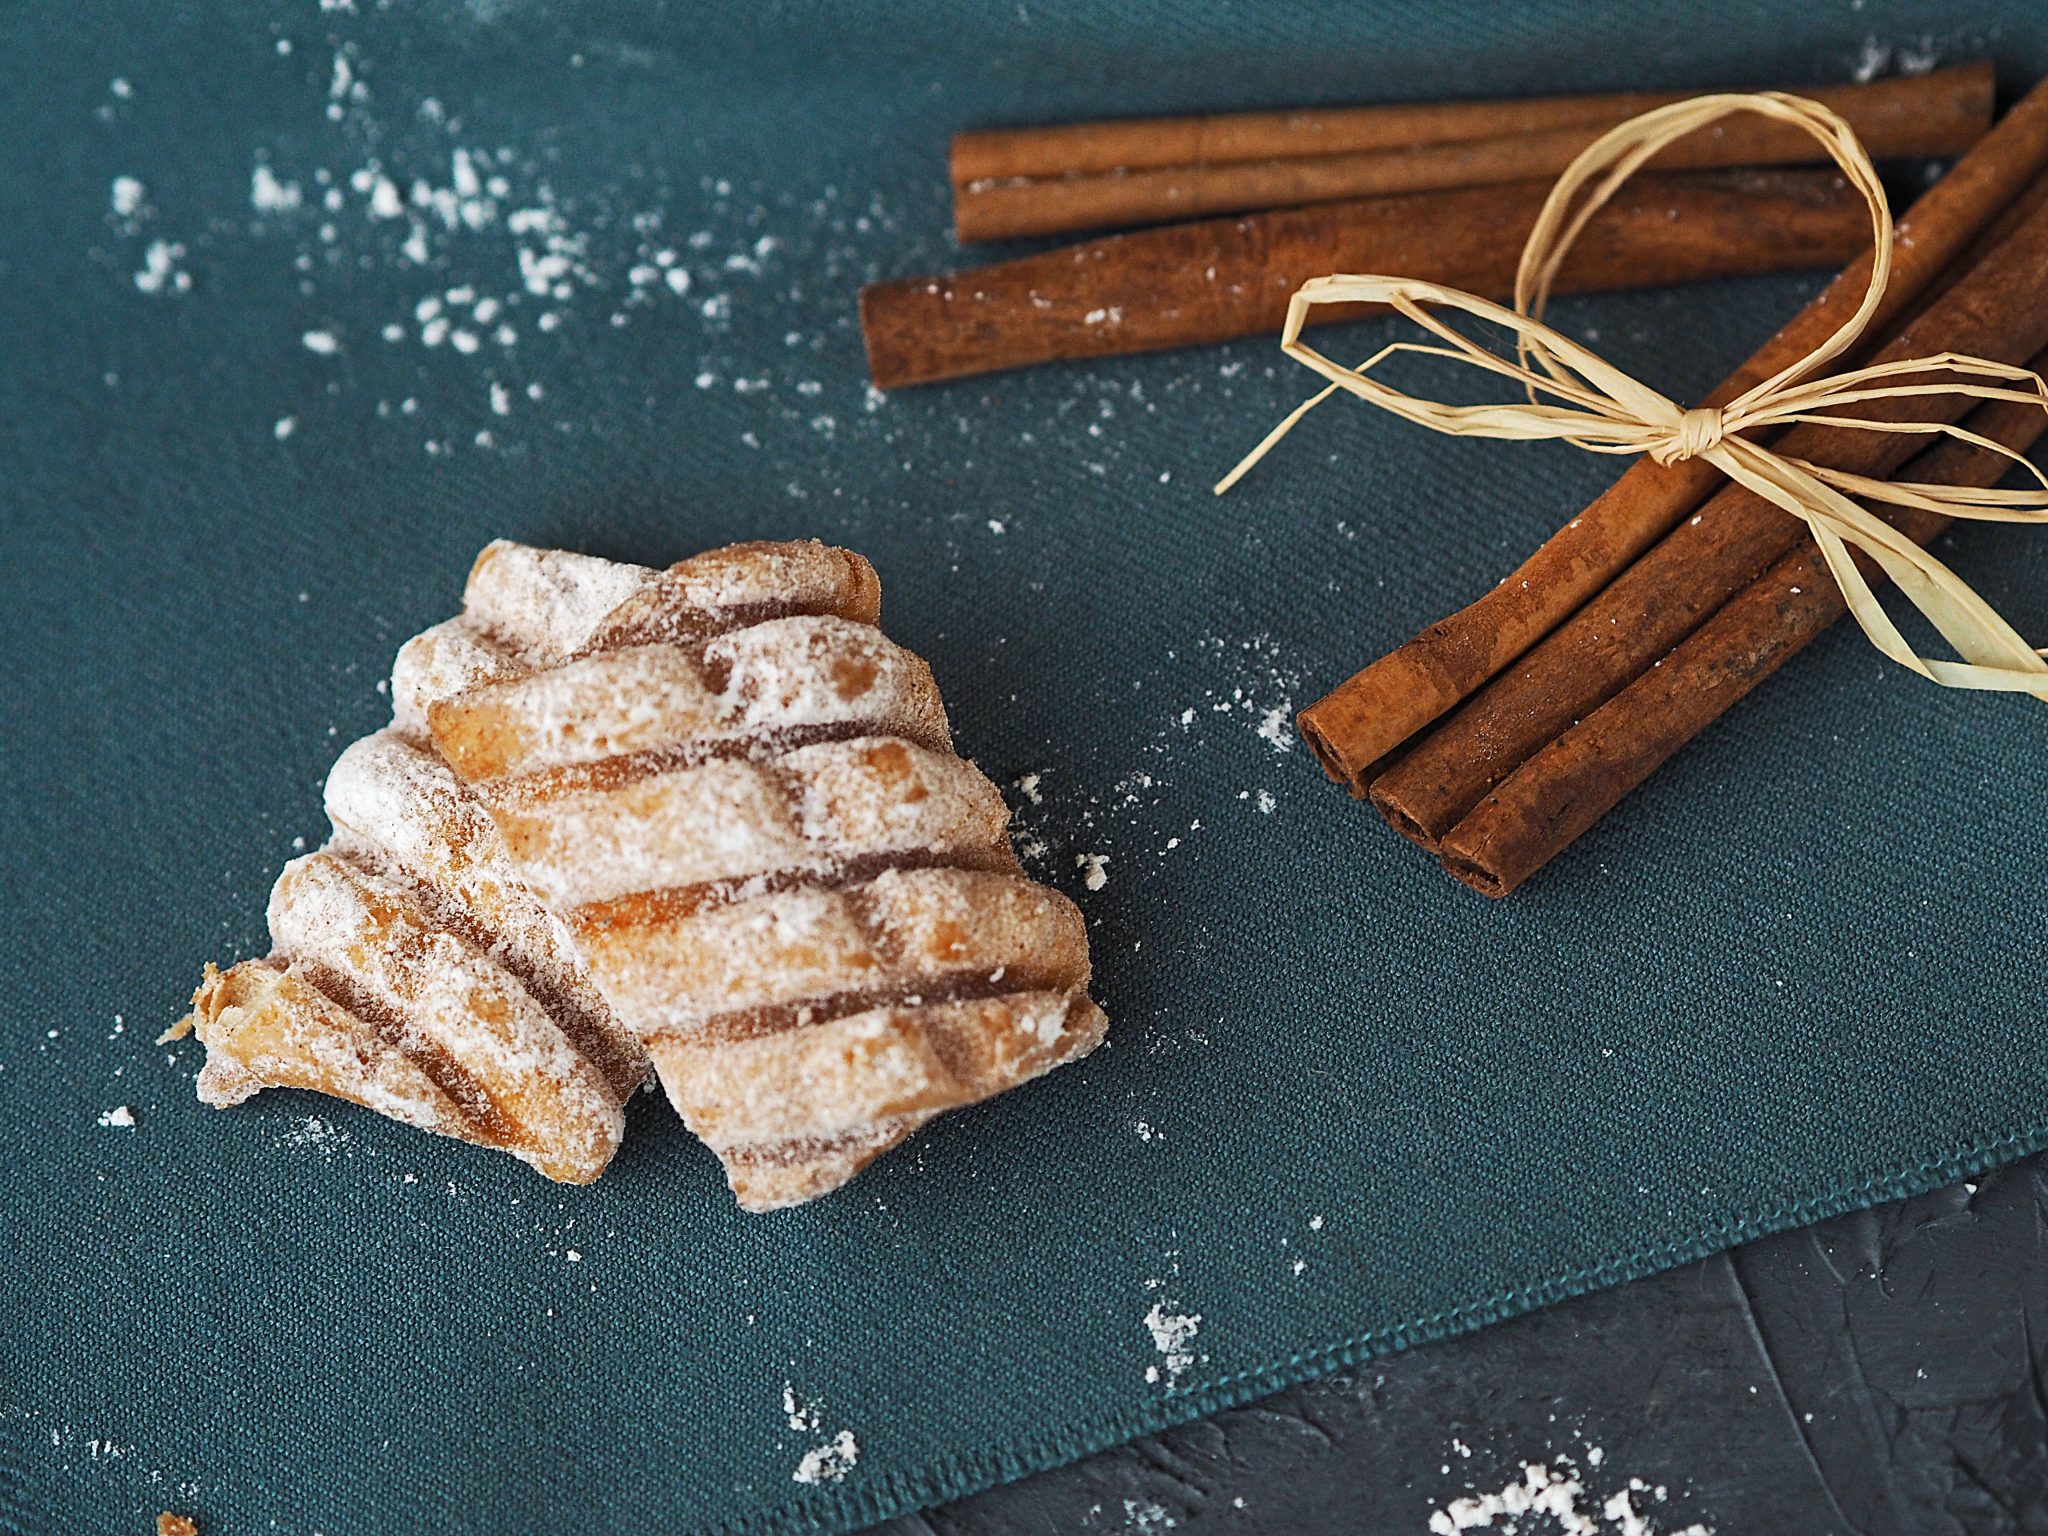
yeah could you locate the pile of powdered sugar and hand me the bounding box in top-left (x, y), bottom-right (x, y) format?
top-left (791, 1431), bottom-right (860, 1485)
top-left (1426, 1454), bottom-right (1710, 1536)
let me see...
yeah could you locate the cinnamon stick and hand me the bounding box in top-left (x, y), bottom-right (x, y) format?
top-left (1296, 74), bottom-right (2048, 794)
top-left (952, 66), bottom-right (1992, 243)
top-left (863, 170), bottom-right (1869, 392)
top-left (1436, 372), bottom-right (2048, 898)
top-left (949, 65), bottom-right (1989, 183)
top-left (1367, 183), bottom-right (2048, 851)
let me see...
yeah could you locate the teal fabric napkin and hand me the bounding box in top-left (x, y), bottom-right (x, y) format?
top-left (4, 3), bottom-right (2046, 1532)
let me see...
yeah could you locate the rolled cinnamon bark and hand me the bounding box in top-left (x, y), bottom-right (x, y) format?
top-left (863, 170), bottom-right (1870, 391)
top-left (1367, 183), bottom-right (2048, 850)
top-left (952, 85), bottom-right (1699, 184)
top-left (1296, 75), bottom-right (2048, 793)
top-left (952, 67), bottom-right (1992, 243)
top-left (1436, 372), bottom-right (2048, 897)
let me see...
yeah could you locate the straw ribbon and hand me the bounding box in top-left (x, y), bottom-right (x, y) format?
top-left (1216, 92), bottom-right (2048, 698)
top-left (1662, 407), bottom-right (1725, 465)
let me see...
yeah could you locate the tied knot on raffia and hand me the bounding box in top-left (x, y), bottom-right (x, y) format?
top-left (1217, 91), bottom-right (2048, 698)
top-left (1659, 406), bottom-right (1727, 466)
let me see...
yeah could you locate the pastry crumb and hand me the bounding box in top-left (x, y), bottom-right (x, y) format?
top-left (157, 1515), bottom-right (199, 1536)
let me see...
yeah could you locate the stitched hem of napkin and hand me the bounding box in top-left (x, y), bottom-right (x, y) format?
top-left (707, 1122), bottom-right (2048, 1536)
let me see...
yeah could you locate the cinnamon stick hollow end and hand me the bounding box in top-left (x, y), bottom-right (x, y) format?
top-left (1294, 706), bottom-right (1365, 794)
top-left (1294, 631), bottom-right (1470, 799)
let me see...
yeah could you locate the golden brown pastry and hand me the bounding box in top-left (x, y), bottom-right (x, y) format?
top-left (428, 540), bottom-right (1106, 1210)
top-left (176, 548), bottom-right (653, 1184)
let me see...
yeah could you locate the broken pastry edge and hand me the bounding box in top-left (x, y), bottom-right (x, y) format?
top-left (181, 958), bottom-right (456, 1122)
top-left (174, 958), bottom-right (620, 1185)
top-left (266, 848), bottom-right (628, 1150)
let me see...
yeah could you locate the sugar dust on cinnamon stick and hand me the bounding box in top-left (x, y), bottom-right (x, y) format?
top-left (863, 169), bottom-right (1868, 391)
top-left (950, 65), bottom-right (1990, 242)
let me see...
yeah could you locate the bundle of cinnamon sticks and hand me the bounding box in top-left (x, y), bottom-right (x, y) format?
top-left (1294, 75), bottom-right (2048, 896)
top-left (863, 65), bottom-right (1994, 389)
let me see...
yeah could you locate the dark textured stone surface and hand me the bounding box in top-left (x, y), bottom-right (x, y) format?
top-left (878, 1157), bottom-right (2048, 1535)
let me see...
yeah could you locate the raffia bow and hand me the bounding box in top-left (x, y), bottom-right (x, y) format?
top-left (1216, 92), bottom-right (2048, 697)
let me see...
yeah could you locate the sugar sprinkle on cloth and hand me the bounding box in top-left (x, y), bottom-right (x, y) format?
top-left (1220, 93), bottom-right (2048, 699)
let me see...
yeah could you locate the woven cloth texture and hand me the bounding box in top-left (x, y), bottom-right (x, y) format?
top-left (3, 3), bottom-right (2046, 1532)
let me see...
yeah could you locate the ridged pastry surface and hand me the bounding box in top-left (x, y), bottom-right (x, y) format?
top-left (430, 539), bottom-right (1106, 1210)
top-left (182, 545), bottom-right (655, 1183)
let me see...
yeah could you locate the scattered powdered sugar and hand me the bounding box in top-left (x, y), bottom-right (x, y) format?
top-left (791, 1429), bottom-right (859, 1485)
top-left (1429, 1463), bottom-right (1597, 1535)
top-left (96, 12), bottom-right (850, 454)
top-left (13, 1405), bottom-right (201, 1508)
top-left (1122, 1501), bottom-right (1178, 1531)
top-left (1185, 633), bottom-right (1305, 757)
top-left (251, 164), bottom-right (302, 212)
top-left (1255, 704), bottom-right (1294, 751)
top-left (277, 1114), bottom-right (351, 1150)
top-left (995, 623), bottom-right (1308, 903)
top-left (97, 1106), bottom-right (136, 1129)
top-left (1141, 1302), bottom-right (1202, 1386)
top-left (107, 174), bottom-right (195, 295)
top-left (1426, 1454), bottom-right (1710, 1536)
top-left (780, 1379), bottom-right (856, 1486)
top-left (1848, 36), bottom-right (1943, 84)
top-left (781, 1383), bottom-right (820, 1432)
top-left (133, 240), bottom-right (192, 296)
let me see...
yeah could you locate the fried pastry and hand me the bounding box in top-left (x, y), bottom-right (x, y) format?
top-left (428, 539), bottom-right (1106, 1210)
top-left (177, 549), bottom-right (653, 1183)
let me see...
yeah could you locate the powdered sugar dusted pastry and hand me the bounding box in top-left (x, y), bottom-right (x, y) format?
top-left (176, 548), bottom-right (652, 1184)
top-left (429, 539), bottom-right (1106, 1210)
